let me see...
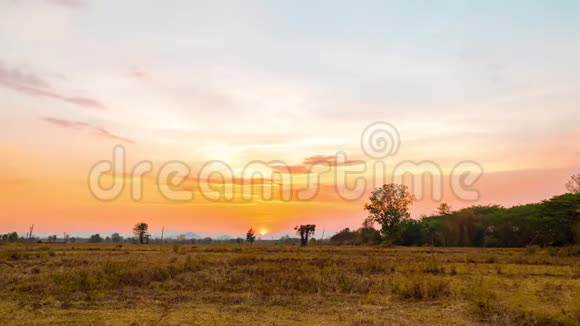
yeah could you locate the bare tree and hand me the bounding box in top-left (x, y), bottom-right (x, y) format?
top-left (295, 224), bottom-right (316, 246)
top-left (133, 222), bottom-right (149, 244)
top-left (565, 174), bottom-right (580, 194)
top-left (26, 224), bottom-right (34, 242)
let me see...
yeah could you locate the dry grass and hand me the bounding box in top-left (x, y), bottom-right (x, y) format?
top-left (0, 244), bottom-right (579, 325)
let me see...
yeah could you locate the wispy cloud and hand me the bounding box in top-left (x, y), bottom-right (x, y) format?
top-left (41, 117), bottom-right (134, 143)
top-left (184, 176), bottom-right (276, 186)
top-left (42, 117), bottom-right (89, 129)
top-left (302, 155), bottom-right (364, 167)
top-left (0, 62), bottom-right (106, 111)
top-left (269, 154), bottom-right (364, 175)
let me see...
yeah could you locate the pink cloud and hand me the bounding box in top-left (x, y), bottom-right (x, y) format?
top-left (41, 117), bottom-right (89, 129)
top-left (42, 117), bottom-right (134, 144)
top-left (269, 154), bottom-right (364, 175)
top-left (93, 127), bottom-right (135, 144)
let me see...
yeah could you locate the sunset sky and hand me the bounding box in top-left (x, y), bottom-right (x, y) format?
top-left (0, 1), bottom-right (578, 237)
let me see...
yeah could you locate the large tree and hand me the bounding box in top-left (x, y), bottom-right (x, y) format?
top-left (133, 222), bottom-right (149, 244)
top-left (364, 184), bottom-right (416, 240)
top-left (295, 224), bottom-right (316, 246)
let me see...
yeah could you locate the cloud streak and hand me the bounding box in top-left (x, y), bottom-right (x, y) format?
top-left (0, 62), bottom-right (106, 111)
top-left (269, 154), bottom-right (364, 174)
top-left (302, 155), bottom-right (364, 167)
top-left (41, 117), bottom-right (134, 143)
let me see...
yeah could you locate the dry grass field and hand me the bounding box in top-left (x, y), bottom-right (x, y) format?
top-left (0, 243), bottom-right (579, 325)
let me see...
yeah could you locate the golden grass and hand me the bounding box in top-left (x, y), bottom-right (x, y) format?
top-left (0, 243), bottom-right (578, 325)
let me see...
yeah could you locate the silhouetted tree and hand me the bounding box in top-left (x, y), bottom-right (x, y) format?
top-left (1, 232), bottom-right (19, 242)
top-left (330, 226), bottom-right (381, 245)
top-left (541, 193), bottom-right (580, 245)
top-left (246, 228), bottom-right (256, 244)
top-left (364, 184), bottom-right (416, 241)
top-left (437, 202), bottom-right (452, 215)
top-left (295, 224), bottom-right (316, 246)
top-left (199, 237), bottom-right (213, 244)
top-left (397, 219), bottom-right (424, 246)
top-left (566, 174), bottom-right (580, 194)
top-left (89, 234), bottom-right (103, 243)
top-left (330, 228), bottom-right (359, 245)
top-left (111, 232), bottom-right (122, 243)
top-left (133, 222), bottom-right (149, 244)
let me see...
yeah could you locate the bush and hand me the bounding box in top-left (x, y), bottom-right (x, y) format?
top-left (546, 246), bottom-right (559, 257)
top-left (390, 275), bottom-right (450, 300)
top-left (526, 245), bottom-right (540, 255)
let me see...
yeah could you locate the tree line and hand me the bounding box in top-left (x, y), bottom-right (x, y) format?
top-left (3, 174), bottom-right (578, 248)
top-left (331, 174), bottom-right (580, 247)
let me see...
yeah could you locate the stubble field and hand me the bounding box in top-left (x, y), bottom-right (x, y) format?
top-left (0, 243), bottom-right (579, 325)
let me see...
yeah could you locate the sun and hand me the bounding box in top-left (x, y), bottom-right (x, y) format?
top-left (259, 229), bottom-right (268, 236)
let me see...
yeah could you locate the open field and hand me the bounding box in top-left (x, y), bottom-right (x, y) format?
top-left (0, 244), bottom-right (579, 325)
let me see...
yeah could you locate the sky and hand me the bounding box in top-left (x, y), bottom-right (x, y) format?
top-left (0, 0), bottom-right (579, 237)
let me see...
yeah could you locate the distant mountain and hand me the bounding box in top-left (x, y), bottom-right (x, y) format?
top-left (156, 230), bottom-right (200, 239)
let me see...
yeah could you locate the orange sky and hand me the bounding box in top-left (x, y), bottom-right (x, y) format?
top-left (0, 1), bottom-right (579, 236)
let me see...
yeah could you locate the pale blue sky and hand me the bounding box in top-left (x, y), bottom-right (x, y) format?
top-left (0, 0), bottom-right (579, 170)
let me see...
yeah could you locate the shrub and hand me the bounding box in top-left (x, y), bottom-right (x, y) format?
top-left (390, 275), bottom-right (450, 300)
top-left (172, 245), bottom-right (180, 254)
top-left (526, 245), bottom-right (540, 255)
top-left (546, 246), bottom-right (559, 257)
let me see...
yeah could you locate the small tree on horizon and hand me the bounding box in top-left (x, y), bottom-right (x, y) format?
top-left (111, 232), bottom-right (122, 243)
top-left (566, 174), bottom-right (580, 194)
top-left (295, 224), bottom-right (316, 246)
top-left (364, 184), bottom-right (416, 241)
top-left (437, 202), bottom-right (452, 215)
top-left (246, 228), bottom-right (256, 244)
top-left (89, 234), bottom-right (103, 243)
top-left (133, 222), bottom-right (149, 244)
